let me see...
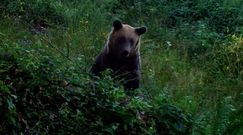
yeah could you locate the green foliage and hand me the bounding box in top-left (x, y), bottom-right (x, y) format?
top-left (1, 0), bottom-right (66, 25)
top-left (0, 81), bottom-right (17, 134)
top-left (201, 35), bottom-right (243, 78)
top-left (109, 0), bottom-right (242, 59)
top-left (0, 41), bottom-right (193, 134)
top-left (224, 97), bottom-right (243, 135)
top-left (0, 0), bottom-right (243, 134)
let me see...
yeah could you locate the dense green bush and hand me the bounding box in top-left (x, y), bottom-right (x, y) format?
top-left (0, 41), bottom-right (193, 134)
top-left (0, 0), bottom-right (242, 134)
top-left (0, 81), bottom-right (17, 134)
top-left (1, 0), bottom-right (66, 27)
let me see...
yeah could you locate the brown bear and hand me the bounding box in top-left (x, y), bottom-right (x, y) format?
top-left (91, 20), bottom-right (146, 90)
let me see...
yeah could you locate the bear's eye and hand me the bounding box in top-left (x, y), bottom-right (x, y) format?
top-left (129, 38), bottom-right (134, 46)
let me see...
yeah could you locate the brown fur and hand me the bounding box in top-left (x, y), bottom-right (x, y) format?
top-left (91, 20), bottom-right (146, 90)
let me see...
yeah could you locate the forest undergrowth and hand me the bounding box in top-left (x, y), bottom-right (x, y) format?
top-left (0, 0), bottom-right (242, 134)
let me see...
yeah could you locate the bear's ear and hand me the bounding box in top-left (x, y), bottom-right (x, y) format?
top-left (135, 26), bottom-right (147, 35)
top-left (113, 20), bottom-right (123, 31)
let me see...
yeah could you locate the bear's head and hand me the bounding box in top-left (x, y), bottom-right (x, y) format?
top-left (106, 20), bottom-right (146, 59)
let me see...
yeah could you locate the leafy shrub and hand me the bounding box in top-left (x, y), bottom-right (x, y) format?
top-left (0, 81), bottom-right (17, 134)
top-left (224, 97), bottom-right (243, 135)
top-left (1, 0), bottom-right (66, 27)
top-left (0, 38), bottom-right (193, 134)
